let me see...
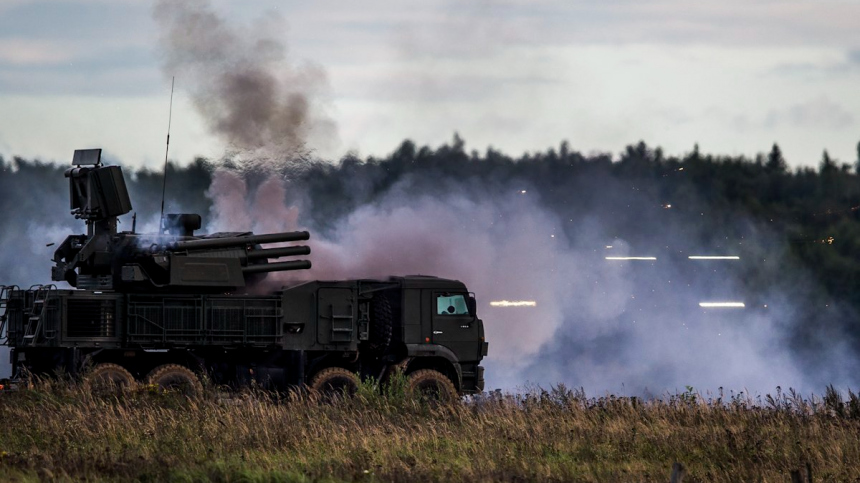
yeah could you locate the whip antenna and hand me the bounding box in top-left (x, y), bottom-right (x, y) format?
top-left (159, 76), bottom-right (175, 233)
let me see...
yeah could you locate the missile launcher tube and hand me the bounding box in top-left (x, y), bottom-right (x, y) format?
top-left (242, 260), bottom-right (312, 274)
top-left (247, 246), bottom-right (311, 260)
top-left (171, 231), bottom-right (310, 251)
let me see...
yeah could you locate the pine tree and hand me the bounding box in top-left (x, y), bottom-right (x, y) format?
top-left (855, 140), bottom-right (860, 174)
top-left (765, 143), bottom-right (787, 173)
top-left (820, 150), bottom-right (837, 174)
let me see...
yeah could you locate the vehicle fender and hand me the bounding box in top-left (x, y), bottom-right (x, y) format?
top-left (404, 343), bottom-right (462, 387)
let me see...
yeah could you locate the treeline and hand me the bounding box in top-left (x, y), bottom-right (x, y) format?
top-left (3, 138), bottom-right (860, 305)
top-left (301, 139), bottom-right (860, 305)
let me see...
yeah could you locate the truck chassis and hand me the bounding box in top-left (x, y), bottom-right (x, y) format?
top-left (1, 277), bottom-right (487, 396)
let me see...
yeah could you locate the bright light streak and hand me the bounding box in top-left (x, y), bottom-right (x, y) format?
top-left (490, 300), bottom-right (537, 307)
top-left (688, 256), bottom-right (740, 260)
top-left (605, 256), bottom-right (657, 261)
top-left (699, 302), bottom-right (745, 308)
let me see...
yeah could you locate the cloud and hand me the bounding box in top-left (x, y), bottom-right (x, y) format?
top-left (0, 0), bottom-right (141, 15)
top-left (342, 70), bottom-right (563, 103)
top-left (769, 49), bottom-right (860, 79)
top-left (0, 39), bottom-right (77, 65)
top-left (0, 1), bottom-right (157, 95)
top-left (383, 1), bottom-right (860, 58)
top-left (765, 96), bottom-right (855, 130)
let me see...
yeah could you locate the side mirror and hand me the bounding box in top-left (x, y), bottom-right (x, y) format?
top-left (467, 295), bottom-right (477, 318)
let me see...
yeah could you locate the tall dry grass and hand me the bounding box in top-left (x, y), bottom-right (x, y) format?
top-left (1, 378), bottom-right (859, 482)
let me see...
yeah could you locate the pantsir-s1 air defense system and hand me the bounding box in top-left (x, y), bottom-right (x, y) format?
top-left (0, 149), bottom-right (487, 397)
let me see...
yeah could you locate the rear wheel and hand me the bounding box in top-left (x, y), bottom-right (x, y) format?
top-left (407, 369), bottom-right (458, 402)
top-left (85, 363), bottom-right (135, 392)
top-left (309, 367), bottom-right (359, 398)
top-left (146, 364), bottom-right (202, 395)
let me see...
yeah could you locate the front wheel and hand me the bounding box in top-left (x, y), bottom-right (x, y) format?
top-left (407, 369), bottom-right (458, 402)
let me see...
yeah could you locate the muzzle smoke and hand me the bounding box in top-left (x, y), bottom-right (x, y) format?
top-left (182, 156), bottom-right (860, 394)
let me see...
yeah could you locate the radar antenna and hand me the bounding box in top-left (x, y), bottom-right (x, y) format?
top-left (159, 76), bottom-right (175, 233)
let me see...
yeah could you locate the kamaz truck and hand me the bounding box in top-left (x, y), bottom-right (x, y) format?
top-left (0, 149), bottom-right (487, 397)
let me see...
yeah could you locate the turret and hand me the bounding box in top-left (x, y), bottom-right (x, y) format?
top-left (50, 149), bottom-right (311, 292)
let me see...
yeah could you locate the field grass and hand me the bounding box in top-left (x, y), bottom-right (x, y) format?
top-left (1, 378), bottom-right (859, 482)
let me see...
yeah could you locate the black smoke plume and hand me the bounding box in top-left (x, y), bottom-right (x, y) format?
top-left (153, 0), bottom-right (336, 159)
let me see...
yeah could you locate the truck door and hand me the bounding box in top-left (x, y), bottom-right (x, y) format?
top-left (431, 291), bottom-right (477, 358)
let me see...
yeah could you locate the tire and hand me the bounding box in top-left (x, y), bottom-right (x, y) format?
top-left (85, 363), bottom-right (135, 392)
top-left (364, 294), bottom-right (393, 354)
top-left (309, 367), bottom-right (359, 397)
top-left (146, 364), bottom-right (203, 395)
top-left (407, 369), bottom-right (458, 402)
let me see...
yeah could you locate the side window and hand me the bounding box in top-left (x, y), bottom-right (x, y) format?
top-left (436, 294), bottom-right (469, 315)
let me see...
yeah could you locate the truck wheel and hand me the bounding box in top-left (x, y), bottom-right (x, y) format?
top-left (309, 367), bottom-right (359, 397)
top-left (85, 363), bottom-right (135, 392)
top-left (146, 364), bottom-right (203, 395)
top-left (365, 294), bottom-right (393, 353)
top-left (407, 369), bottom-right (458, 402)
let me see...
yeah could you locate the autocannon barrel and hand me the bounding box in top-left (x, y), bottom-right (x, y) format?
top-left (171, 231), bottom-right (310, 251)
top-left (246, 246), bottom-right (311, 260)
top-left (242, 260), bottom-right (312, 274)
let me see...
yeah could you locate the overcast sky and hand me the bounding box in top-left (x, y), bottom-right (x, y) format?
top-left (0, 0), bottom-right (858, 169)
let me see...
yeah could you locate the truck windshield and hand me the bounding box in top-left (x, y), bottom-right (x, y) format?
top-left (437, 294), bottom-right (469, 315)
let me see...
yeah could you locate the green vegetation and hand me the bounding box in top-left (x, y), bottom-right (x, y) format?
top-left (1, 379), bottom-right (859, 481)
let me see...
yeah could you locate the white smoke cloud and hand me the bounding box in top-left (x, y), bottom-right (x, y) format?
top-left (153, 0), bottom-right (860, 396)
top-left (207, 171), bottom-right (860, 394)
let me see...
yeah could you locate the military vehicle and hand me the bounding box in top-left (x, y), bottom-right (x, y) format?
top-left (0, 149), bottom-right (487, 397)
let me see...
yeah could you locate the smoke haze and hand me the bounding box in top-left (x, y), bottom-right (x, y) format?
top-left (2, 143), bottom-right (860, 395)
top-left (148, 0), bottom-right (860, 393)
top-left (203, 161), bottom-right (859, 394)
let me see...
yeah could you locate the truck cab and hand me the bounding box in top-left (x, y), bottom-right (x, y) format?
top-left (397, 276), bottom-right (487, 393)
top-left (278, 275), bottom-right (487, 395)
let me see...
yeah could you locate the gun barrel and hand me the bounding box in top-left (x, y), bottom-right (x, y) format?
top-left (242, 260), bottom-right (312, 274)
top-left (247, 245), bottom-right (311, 260)
top-left (172, 231), bottom-right (310, 251)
